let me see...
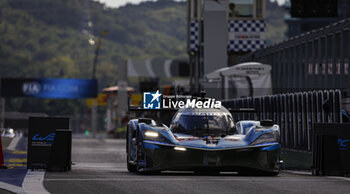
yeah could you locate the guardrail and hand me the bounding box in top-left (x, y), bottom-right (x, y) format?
top-left (222, 90), bottom-right (342, 151)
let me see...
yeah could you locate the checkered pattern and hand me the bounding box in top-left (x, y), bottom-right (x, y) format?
top-left (229, 20), bottom-right (266, 33)
top-left (189, 20), bottom-right (199, 52)
top-left (228, 40), bottom-right (265, 52)
top-left (228, 20), bottom-right (266, 52)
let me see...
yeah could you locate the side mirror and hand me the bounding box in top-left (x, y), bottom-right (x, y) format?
top-left (138, 118), bottom-right (153, 124)
top-left (227, 122), bottom-right (236, 134)
top-left (260, 120), bottom-right (273, 127)
top-left (170, 122), bottom-right (179, 130)
top-left (228, 126), bottom-right (236, 134)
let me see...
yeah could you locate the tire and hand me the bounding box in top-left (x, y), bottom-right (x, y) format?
top-left (136, 145), bottom-right (161, 175)
top-left (126, 126), bottom-right (137, 173)
top-left (127, 154), bottom-right (137, 173)
top-left (135, 129), bottom-right (144, 173)
top-left (134, 128), bottom-right (161, 175)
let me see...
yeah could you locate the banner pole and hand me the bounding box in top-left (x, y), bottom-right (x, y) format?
top-left (91, 99), bottom-right (97, 138)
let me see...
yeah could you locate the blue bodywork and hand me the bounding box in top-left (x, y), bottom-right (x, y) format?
top-left (127, 115), bottom-right (281, 174)
top-left (135, 122), bottom-right (280, 150)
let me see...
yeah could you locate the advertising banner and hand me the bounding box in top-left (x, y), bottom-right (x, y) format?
top-left (27, 117), bottom-right (69, 169)
top-left (86, 93), bottom-right (108, 108)
top-left (1, 78), bottom-right (97, 98)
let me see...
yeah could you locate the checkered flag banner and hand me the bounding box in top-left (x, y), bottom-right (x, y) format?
top-left (189, 20), bottom-right (199, 52)
top-left (228, 20), bottom-right (266, 52)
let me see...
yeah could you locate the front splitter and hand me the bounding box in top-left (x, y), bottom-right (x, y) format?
top-left (139, 142), bottom-right (280, 172)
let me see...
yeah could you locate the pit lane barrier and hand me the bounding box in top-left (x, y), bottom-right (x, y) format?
top-left (222, 89), bottom-right (342, 151)
top-left (312, 123), bottom-right (350, 176)
top-left (27, 117), bottom-right (72, 172)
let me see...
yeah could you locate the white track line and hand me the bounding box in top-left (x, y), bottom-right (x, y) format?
top-left (22, 170), bottom-right (50, 194)
top-left (7, 136), bottom-right (21, 151)
top-left (0, 181), bottom-right (26, 194)
top-left (43, 178), bottom-right (346, 182)
top-left (285, 171), bottom-right (350, 182)
top-left (326, 176), bottom-right (350, 182)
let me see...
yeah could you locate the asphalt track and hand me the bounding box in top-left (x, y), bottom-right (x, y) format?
top-left (42, 138), bottom-right (350, 194)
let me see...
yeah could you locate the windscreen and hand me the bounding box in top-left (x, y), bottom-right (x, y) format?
top-left (172, 113), bottom-right (232, 136)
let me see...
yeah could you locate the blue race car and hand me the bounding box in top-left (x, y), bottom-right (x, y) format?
top-left (126, 106), bottom-right (281, 175)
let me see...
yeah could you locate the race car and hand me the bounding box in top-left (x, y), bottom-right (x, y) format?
top-left (126, 105), bottom-right (281, 175)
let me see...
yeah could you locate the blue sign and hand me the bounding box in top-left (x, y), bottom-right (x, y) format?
top-left (32, 133), bottom-right (56, 142)
top-left (1, 78), bottom-right (97, 99)
top-left (143, 90), bottom-right (161, 109)
top-left (27, 117), bottom-right (69, 169)
top-left (338, 138), bottom-right (350, 151)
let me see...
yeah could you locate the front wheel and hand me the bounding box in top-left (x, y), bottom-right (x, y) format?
top-left (135, 129), bottom-right (145, 173)
top-left (126, 126), bottom-right (137, 173)
top-left (127, 154), bottom-right (137, 173)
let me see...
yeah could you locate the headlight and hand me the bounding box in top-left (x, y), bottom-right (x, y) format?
top-left (143, 130), bottom-right (172, 144)
top-left (144, 131), bottom-right (158, 137)
top-left (251, 131), bottom-right (279, 146)
top-left (174, 147), bottom-right (186, 151)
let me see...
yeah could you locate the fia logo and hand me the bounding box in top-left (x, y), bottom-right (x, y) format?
top-left (143, 90), bottom-right (162, 109)
top-left (23, 81), bottom-right (41, 95)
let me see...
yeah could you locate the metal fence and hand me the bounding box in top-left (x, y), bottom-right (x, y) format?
top-left (222, 90), bottom-right (342, 151)
top-left (235, 19), bottom-right (350, 94)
